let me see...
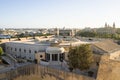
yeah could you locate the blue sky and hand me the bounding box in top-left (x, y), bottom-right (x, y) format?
top-left (0, 0), bottom-right (120, 28)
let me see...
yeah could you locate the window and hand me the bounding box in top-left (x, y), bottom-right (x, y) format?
top-left (24, 49), bottom-right (26, 53)
top-left (29, 50), bottom-right (31, 53)
top-left (40, 55), bottom-right (43, 58)
top-left (52, 54), bottom-right (58, 61)
top-left (46, 53), bottom-right (50, 61)
top-left (34, 50), bottom-right (37, 53)
top-left (19, 48), bottom-right (21, 52)
top-left (29, 57), bottom-right (31, 59)
top-left (15, 48), bottom-right (17, 51)
top-left (59, 53), bottom-right (64, 61)
top-left (11, 47), bottom-right (12, 51)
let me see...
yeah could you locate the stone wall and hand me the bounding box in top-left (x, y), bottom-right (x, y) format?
top-left (96, 54), bottom-right (120, 80)
top-left (110, 50), bottom-right (120, 59)
top-left (0, 64), bottom-right (95, 80)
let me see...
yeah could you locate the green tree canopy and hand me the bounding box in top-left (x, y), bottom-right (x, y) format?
top-left (78, 31), bottom-right (97, 37)
top-left (77, 31), bottom-right (120, 40)
top-left (0, 47), bottom-right (3, 56)
top-left (68, 44), bottom-right (93, 71)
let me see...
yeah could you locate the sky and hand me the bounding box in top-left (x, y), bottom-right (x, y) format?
top-left (0, 0), bottom-right (120, 29)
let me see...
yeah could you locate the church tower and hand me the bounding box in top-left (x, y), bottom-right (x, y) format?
top-left (105, 22), bottom-right (107, 27)
top-left (113, 22), bottom-right (115, 28)
top-left (55, 28), bottom-right (59, 36)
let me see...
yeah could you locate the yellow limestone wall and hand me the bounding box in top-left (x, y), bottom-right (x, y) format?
top-left (96, 54), bottom-right (120, 80)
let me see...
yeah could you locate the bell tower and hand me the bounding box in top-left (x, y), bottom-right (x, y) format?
top-left (105, 22), bottom-right (107, 27)
top-left (113, 22), bottom-right (115, 28)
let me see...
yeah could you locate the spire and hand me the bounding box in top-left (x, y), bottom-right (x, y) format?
top-left (113, 22), bottom-right (115, 28)
top-left (105, 22), bottom-right (107, 27)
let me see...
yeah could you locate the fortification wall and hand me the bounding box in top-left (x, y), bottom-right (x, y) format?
top-left (96, 55), bottom-right (120, 80)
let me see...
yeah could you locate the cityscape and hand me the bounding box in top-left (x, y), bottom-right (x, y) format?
top-left (0, 0), bottom-right (120, 80)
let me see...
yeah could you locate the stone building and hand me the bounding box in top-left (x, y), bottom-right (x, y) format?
top-left (60, 29), bottom-right (74, 36)
top-left (95, 22), bottom-right (116, 34)
top-left (45, 47), bottom-right (65, 65)
top-left (5, 40), bottom-right (66, 65)
top-left (91, 40), bottom-right (120, 66)
top-left (96, 54), bottom-right (120, 80)
top-left (54, 28), bottom-right (80, 37)
top-left (5, 41), bottom-right (50, 61)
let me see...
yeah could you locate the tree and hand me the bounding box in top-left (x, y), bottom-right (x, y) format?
top-left (68, 44), bottom-right (93, 71)
top-left (78, 31), bottom-right (97, 37)
top-left (0, 47), bottom-right (3, 56)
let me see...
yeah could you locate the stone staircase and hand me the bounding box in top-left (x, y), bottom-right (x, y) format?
top-left (2, 54), bottom-right (17, 65)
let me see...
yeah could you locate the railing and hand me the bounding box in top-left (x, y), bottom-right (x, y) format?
top-left (6, 54), bottom-right (17, 62)
top-left (2, 56), bottom-right (14, 65)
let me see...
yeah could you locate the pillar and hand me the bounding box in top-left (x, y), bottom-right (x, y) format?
top-left (50, 54), bottom-right (52, 62)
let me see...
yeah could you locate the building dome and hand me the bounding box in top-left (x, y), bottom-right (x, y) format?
top-left (46, 47), bottom-right (65, 54)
